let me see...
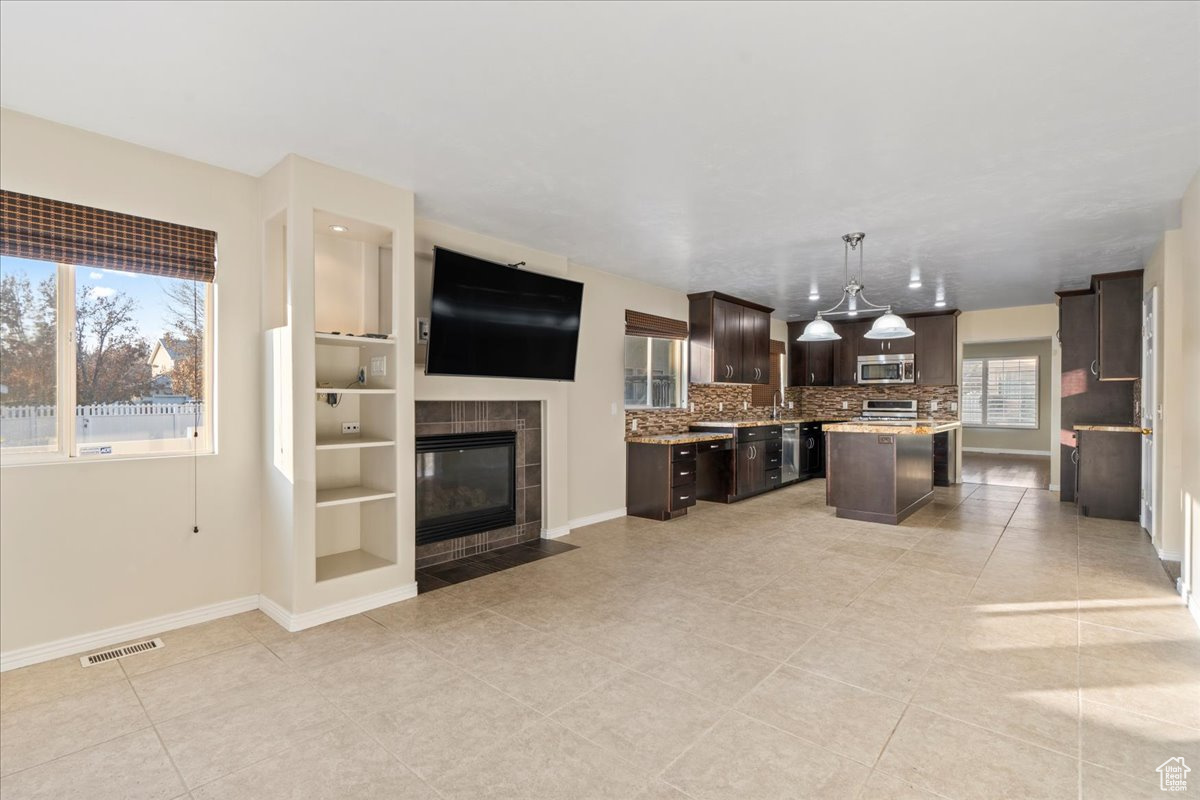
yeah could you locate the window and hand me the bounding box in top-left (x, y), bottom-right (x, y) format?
top-left (624, 335), bottom-right (686, 408)
top-left (1, 257), bottom-right (212, 460)
top-left (962, 356), bottom-right (1038, 428)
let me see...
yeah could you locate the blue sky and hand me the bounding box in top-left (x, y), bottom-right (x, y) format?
top-left (1, 256), bottom-right (195, 344)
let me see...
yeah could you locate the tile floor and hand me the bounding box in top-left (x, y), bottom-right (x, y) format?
top-left (2, 480), bottom-right (1198, 799)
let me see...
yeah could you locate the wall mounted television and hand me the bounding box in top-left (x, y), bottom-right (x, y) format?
top-left (425, 247), bottom-right (584, 381)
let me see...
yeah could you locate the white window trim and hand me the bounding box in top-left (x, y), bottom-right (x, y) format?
top-left (962, 355), bottom-right (1039, 430)
top-left (1, 263), bottom-right (214, 466)
top-left (623, 335), bottom-right (688, 410)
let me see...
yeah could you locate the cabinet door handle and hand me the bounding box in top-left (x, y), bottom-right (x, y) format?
top-left (810, 372), bottom-right (814, 383)
top-left (1071, 450), bottom-right (1080, 464)
top-left (917, 369), bottom-right (920, 381)
top-left (678, 449), bottom-right (690, 456)
top-left (1090, 360), bottom-right (1098, 376)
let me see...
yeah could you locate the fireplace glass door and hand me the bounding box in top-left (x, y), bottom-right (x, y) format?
top-left (416, 431), bottom-right (517, 544)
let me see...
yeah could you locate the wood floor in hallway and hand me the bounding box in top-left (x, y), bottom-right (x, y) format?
top-left (962, 451), bottom-right (1052, 489)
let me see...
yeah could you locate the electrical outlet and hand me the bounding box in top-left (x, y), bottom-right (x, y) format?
top-left (950, 401), bottom-right (958, 411)
top-left (417, 317), bottom-right (430, 342)
top-left (342, 422), bottom-right (360, 435)
top-left (719, 402), bottom-right (724, 412)
top-left (356, 368), bottom-right (366, 385)
top-left (788, 401), bottom-right (794, 409)
top-left (930, 399), bottom-right (939, 411)
top-left (370, 356), bottom-right (386, 377)
top-left (742, 401), bottom-right (748, 411)
top-left (841, 401), bottom-right (849, 410)
top-left (631, 418), bottom-right (638, 431)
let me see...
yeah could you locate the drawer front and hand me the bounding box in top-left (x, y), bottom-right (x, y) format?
top-left (763, 437), bottom-right (783, 455)
top-left (738, 425), bottom-right (782, 442)
top-left (763, 468), bottom-right (783, 488)
top-left (763, 451), bottom-right (782, 470)
top-left (696, 438), bottom-right (732, 453)
top-left (670, 486), bottom-right (697, 510)
top-left (671, 459), bottom-right (697, 486)
top-left (671, 443), bottom-right (699, 461)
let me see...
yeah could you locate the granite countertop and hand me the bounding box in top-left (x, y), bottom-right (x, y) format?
top-left (690, 417), bottom-right (854, 428)
top-left (1074, 424), bottom-right (1143, 433)
top-left (824, 420), bottom-right (963, 435)
top-left (625, 432), bottom-right (736, 445)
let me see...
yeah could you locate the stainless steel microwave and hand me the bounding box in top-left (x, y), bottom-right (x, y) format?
top-left (857, 353), bottom-right (915, 384)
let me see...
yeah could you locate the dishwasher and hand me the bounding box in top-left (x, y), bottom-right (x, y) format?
top-left (781, 423), bottom-right (801, 484)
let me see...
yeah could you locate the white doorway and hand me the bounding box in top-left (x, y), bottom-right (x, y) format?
top-left (1141, 287), bottom-right (1156, 533)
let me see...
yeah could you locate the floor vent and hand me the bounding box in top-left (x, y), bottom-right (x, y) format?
top-left (79, 638), bottom-right (164, 668)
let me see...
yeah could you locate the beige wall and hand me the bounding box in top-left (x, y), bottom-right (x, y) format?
top-left (1143, 231), bottom-right (1185, 558)
top-left (957, 304), bottom-right (1062, 487)
top-left (1179, 171), bottom-right (1200, 610)
top-left (962, 338), bottom-right (1053, 454)
top-left (0, 110), bottom-right (264, 654)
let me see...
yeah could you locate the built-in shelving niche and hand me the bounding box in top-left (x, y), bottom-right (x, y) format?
top-left (313, 210), bottom-right (398, 582)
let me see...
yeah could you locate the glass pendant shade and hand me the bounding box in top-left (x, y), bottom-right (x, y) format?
top-left (863, 311), bottom-right (915, 339)
top-left (797, 316), bottom-right (841, 342)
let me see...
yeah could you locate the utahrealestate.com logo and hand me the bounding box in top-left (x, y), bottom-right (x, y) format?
top-left (1158, 757), bottom-right (1190, 792)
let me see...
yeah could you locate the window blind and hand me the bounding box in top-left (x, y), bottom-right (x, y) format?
top-left (624, 310), bottom-right (689, 340)
top-left (962, 356), bottom-right (1038, 428)
top-left (0, 190), bottom-right (217, 282)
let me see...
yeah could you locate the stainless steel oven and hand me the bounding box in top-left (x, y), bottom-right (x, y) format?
top-left (857, 354), bottom-right (915, 384)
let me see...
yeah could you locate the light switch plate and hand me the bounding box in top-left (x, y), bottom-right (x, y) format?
top-left (950, 401), bottom-right (958, 411)
top-left (788, 401), bottom-right (794, 409)
top-left (631, 418), bottom-right (638, 431)
top-left (370, 356), bottom-right (387, 376)
top-left (841, 401), bottom-right (849, 410)
top-left (930, 399), bottom-right (939, 411)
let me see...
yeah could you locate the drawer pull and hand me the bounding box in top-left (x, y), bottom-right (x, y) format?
top-left (678, 471), bottom-right (690, 476)
top-left (678, 450), bottom-right (690, 456)
top-left (679, 495), bottom-right (690, 501)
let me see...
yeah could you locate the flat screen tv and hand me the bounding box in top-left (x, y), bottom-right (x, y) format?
top-left (425, 247), bottom-right (584, 381)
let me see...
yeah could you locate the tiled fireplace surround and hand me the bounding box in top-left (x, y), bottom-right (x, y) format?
top-left (625, 383), bottom-right (961, 437)
top-left (415, 400), bottom-right (542, 568)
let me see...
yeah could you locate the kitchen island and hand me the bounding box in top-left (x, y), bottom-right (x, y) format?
top-left (824, 420), bottom-right (961, 524)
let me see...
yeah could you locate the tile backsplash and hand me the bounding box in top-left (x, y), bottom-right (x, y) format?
top-left (625, 382), bottom-right (960, 437)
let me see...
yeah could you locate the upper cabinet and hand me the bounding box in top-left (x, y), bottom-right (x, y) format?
top-left (1093, 271), bottom-right (1143, 381)
top-left (688, 292), bottom-right (773, 384)
top-left (911, 312), bottom-right (959, 385)
top-left (786, 321), bottom-right (836, 386)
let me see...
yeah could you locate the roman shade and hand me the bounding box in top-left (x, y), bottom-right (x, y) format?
top-left (0, 189), bottom-right (217, 282)
top-left (624, 310), bottom-right (688, 340)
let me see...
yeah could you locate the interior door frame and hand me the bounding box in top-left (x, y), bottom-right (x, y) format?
top-left (1140, 287), bottom-right (1157, 535)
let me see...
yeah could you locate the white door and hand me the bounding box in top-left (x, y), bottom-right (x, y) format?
top-left (1140, 288), bottom-right (1156, 534)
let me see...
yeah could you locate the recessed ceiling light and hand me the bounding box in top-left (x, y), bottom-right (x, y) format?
top-left (908, 280), bottom-right (922, 289)
top-left (329, 224), bottom-right (349, 233)
top-left (934, 300), bottom-right (947, 307)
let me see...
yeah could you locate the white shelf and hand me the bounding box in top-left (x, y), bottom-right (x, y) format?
top-left (315, 486), bottom-right (397, 507)
top-left (315, 332), bottom-right (395, 347)
top-left (316, 549), bottom-right (394, 582)
top-left (315, 435), bottom-right (395, 451)
top-left (314, 387), bottom-right (395, 395)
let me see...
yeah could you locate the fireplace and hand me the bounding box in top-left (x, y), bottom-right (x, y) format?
top-left (416, 431), bottom-right (517, 545)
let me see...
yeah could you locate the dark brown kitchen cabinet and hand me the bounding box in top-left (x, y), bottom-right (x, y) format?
top-left (785, 322), bottom-right (835, 387)
top-left (693, 424), bottom-right (781, 500)
top-left (627, 438), bottom-right (733, 521)
top-left (912, 312), bottom-right (958, 386)
top-left (833, 320), bottom-right (865, 385)
top-left (1076, 429), bottom-right (1141, 520)
top-left (689, 292), bottom-right (774, 384)
top-left (1094, 271), bottom-right (1143, 381)
top-left (1057, 290), bottom-right (1137, 502)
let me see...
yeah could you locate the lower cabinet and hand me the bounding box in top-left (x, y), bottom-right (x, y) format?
top-left (1076, 430), bottom-right (1141, 521)
top-left (627, 441), bottom-right (712, 521)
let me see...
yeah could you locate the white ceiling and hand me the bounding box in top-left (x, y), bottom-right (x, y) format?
top-left (2, 1), bottom-right (1197, 316)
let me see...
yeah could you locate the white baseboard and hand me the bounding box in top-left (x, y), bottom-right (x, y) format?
top-left (0, 594), bottom-right (259, 673)
top-left (963, 447), bottom-right (1052, 457)
top-left (1156, 548), bottom-right (1183, 562)
top-left (1189, 592), bottom-right (1200, 632)
top-left (1048, 483), bottom-right (1061, 491)
top-left (543, 508), bottom-right (627, 539)
top-left (260, 582), bottom-right (418, 633)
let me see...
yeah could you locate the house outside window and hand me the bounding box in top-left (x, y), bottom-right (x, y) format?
top-left (961, 356), bottom-right (1038, 428)
top-left (624, 335), bottom-right (686, 409)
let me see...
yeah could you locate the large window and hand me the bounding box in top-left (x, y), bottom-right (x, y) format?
top-left (1, 256), bottom-right (211, 460)
top-left (624, 335), bottom-right (686, 409)
top-left (962, 356), bottom-right (1038, 428)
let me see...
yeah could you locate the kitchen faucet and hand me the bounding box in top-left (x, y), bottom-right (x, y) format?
top-left (771, 390), bottom-right (783, 420)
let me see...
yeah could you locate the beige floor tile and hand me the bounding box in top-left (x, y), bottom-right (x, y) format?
top-left (263, 615), bottom-right (397, 671)
top-left (154, 675), bottom-right (344, 788)
top-left (0, 728), bottom-right (182, 800)
top-left (551, 669), bottom-right (724, 773)
top-left (788, 629), bottom-right (935, 702)
top-left (1077, 600), bottom-right (1200, 640)
top-left (896, 547), bottom-right (991, 577)
top-left (0, 681), bottom-right (149, 776)
top-left (0, 653), bottom-right (124, 715)
top-left (361, 671), bottom-right (541, 784)
top-left (128, 642), bottom-right (291, 723)
top-left (662, 712), bottom-right (864, 800)
top-left (190, 724), bottom-right (437, 800)
top-left (1080, 700), bottom-right (1200, 781)
top-left (858, 770), bottom-right (947, 798)
top-left (737, 665), bottom-right (907, 763)
top-left (431, 719), bottom-right (652, 800)
top-left (857, 564), bottom-right (978, 612)
top-left (119, 617), bottom-right (255, 677)
top-left (640, 592), bottom-right (821, 661)
top-left (877, 706), bottom-right (1078, 800)
top-left (303, 639), bottom-right (458, 718)
top-left (1079, 626), bottom-right (1200, 729)
top-left (826, 598), bottom-right (957, 651)
top-left (825, 539), bottom-right (909, 563)
top-left (230, 610), bottom-right (290, 643)
top-left (911, 662), bottom-right (1079, 754)
top-left (364, 592), bottom-right (484, 635)
top-left (937, 615), bottom-right (1079, 686)
top-left (1081, 761), bottom-right (1174, 799)
top-left (634, 781), bottom-right (693, 800)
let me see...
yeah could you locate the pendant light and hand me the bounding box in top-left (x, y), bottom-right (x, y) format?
top-left (797, 232), bottom-right (913, 342)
